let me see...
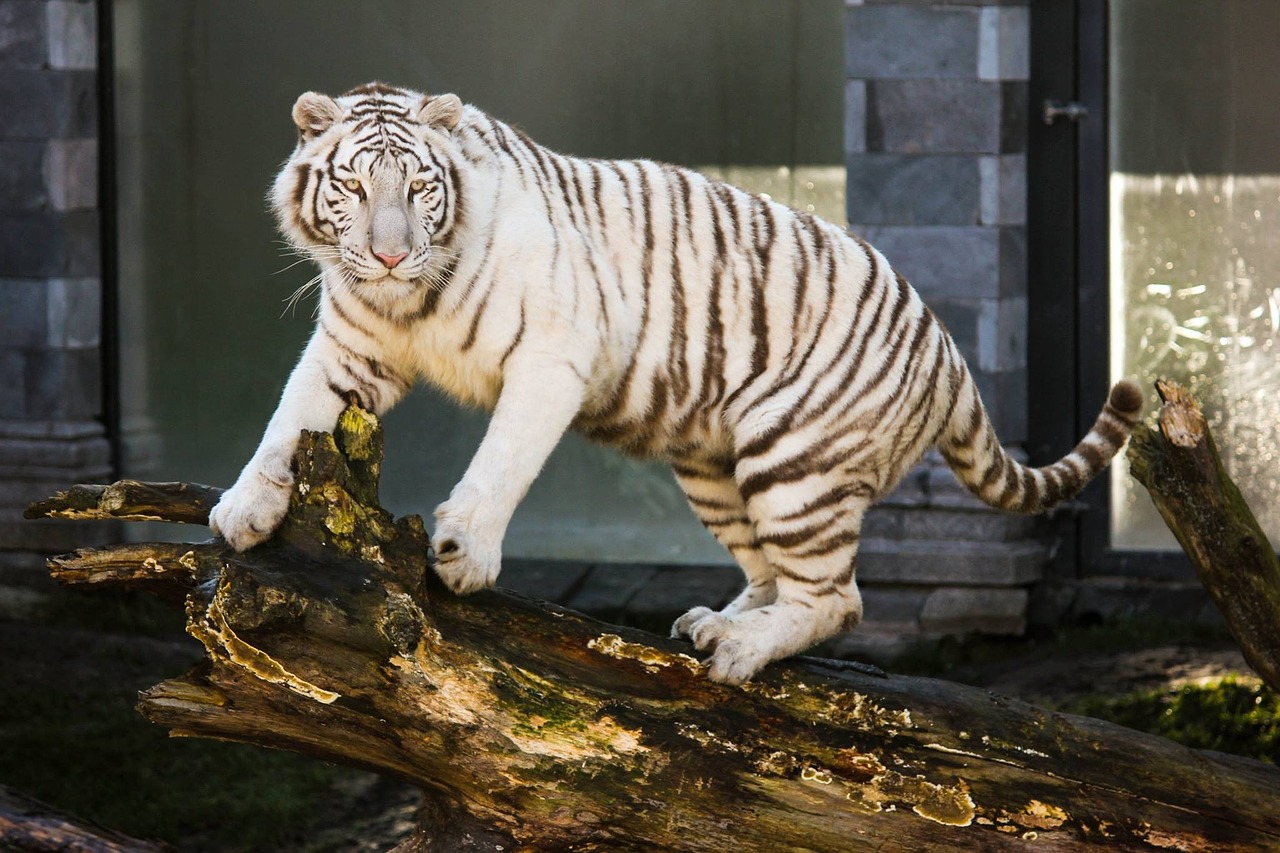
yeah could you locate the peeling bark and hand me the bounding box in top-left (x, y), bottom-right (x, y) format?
top-left (1127, 379), bottom-right (1280, 693)
top-left (30, 405), bottom-right (1280, 851)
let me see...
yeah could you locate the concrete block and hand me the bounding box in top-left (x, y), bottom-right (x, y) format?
top-left (46, 0), bottom-right (95, 70)
top-left (978, 6), bottom-right (1029, 81)
top-left (0, 425), bottom-right (110, 479)
top-left (859, 585), bottom-right (929, 632)
top-left (858, 537), bottom-right (1044, 586)
top-left (0, 140), bottom-right (47, 209)
top-left (0, 210), bottom-right (99, 277)
top-left (846, 155), bottom-right (980, 226)
top-left (0, 68), bottom-right (97, 137)
top-left (1068, 577), bottom-right (1212, 625)
top-left (46, 276), bottom-right (100, 347)
top-left (24, 346), bottom-right (101, 419)
top-left (499, 559), bottom-right (591, 603)
top-left (846, 5), bottom-right (978, 79)
top-left (0, 278), bottom-right (48, 346)
top-left (853, 226), bottom-right (999, 299)
top-left (971, 367), bottom-right (1027, 444)
top-left (928, 298), bottom-right (979, 367)
top-left (844, 79), bottom-right (866, 157)
top-left (625, 565), bottom-right (742, 632)
top-left (861, 505), bottom-right (904, 540)
top-left (898, 507), bottom-right (1034, 543)
top-left (0, 1), bottom-right (46, 68)
top-left (920, 586), bottom-right (1028, 635)
top-left (0, 350), bottom-right (22, 418)
top-left (979, 154), bottom-right (1026, 226)
top-left (822, 631), bottom-right (926, 669)
top-left (977, 295), bottom-right (1026, 372)
top-left (999, 224), bottom-right (1027, 296)
top-left (564, 564), bottom-right (657, 622)
top-left (867, 79), bottom-right (1001, 154)
top-left (45, 138), bottom-right (96, 211)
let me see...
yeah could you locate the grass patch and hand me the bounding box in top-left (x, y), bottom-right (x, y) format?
top-left (1062, 677), bottom-right (1280, 764)
top-left (1, 593), bottom-right (354, 851)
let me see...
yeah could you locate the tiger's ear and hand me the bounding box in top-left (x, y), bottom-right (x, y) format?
top-left (292, 92), bottom-right (343, 139)
top-left (417, 94), bottom-right (463, 132)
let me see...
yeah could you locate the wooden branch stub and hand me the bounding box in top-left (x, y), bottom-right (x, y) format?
top-left (33, 405), bottom-right (1280, 851)
top-left (1127, 380), bottom-right (1280, 693)
top-left (47, 541), bottom-right (218, 604)
top-left (1154, 377), bottom-right (1206, 448)
top-left (25, 480), bottom-right (224, 525)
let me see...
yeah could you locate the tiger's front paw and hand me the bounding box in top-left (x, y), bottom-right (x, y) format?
top-left (209, 467), bottom-right (293, 552)
top-left (431, 508), bottom-right (501, 594)
top-left (671, 607), bottom-right (771, 686)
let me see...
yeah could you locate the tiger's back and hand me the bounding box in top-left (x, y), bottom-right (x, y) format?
top-left (210, 82), bottom-right (1142, 684)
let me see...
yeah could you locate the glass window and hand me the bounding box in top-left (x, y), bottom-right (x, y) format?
top-left (1109, 0), bottom-right (1280, 549)
top-left (112, 1), bottom-right (844, 562)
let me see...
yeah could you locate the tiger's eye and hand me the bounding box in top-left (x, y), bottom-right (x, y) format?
top-left (409, 179), bottom-right (427, 192)
top-left (342, 178), bottom-right (362, 193)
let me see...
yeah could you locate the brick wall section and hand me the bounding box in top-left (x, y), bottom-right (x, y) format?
top-left (839, 0), bottom-right (1038, 647)
top-left (0, 0), bottom-right (111, 601)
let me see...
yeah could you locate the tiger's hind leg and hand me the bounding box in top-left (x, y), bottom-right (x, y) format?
top-left (670, 458), bottom-right (777, 634)
top-left (681, 461), bottom-right (870, 685)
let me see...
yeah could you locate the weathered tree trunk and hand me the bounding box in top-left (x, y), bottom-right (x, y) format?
top-left (1127, 379), bottom-right (1280, 693)
top-left (30, 407), bottom-right (1280, 851)
top-left (0, 785), bottom-right (170, 852)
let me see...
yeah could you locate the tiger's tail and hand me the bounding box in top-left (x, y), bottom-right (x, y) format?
top-left (939, 372), bottom-right (1144, 514)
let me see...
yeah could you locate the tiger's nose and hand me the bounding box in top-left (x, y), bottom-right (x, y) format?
top-left (374, 250), bottom-right (408, 269)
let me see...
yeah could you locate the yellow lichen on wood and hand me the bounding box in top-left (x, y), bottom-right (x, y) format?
top-left (1011, 799), bottom-right (1070, 830)
top-left (188, 577), bottom-right (340, 705)
top-left (587, 633), bottom-right (703, 674)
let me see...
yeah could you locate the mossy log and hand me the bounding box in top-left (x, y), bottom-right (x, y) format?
top-left (1127, 379), bottom-right (1280, 694)
top-left (29, 407), bottom-right (1280, 851)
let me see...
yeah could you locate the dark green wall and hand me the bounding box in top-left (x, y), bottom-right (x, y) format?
top-left (1110, 0), bottom-right (1280, 175)
top-left (114, 0), bottom-right (843, 563)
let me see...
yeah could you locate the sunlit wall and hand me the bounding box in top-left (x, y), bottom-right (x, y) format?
top-left (1109, 1), bottom-right (1280, 549)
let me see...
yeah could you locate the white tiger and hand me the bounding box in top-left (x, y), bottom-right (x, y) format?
top-left (209, 83), bottom-right (1143, 685)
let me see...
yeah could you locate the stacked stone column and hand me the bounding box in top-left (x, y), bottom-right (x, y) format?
top-left (842, 1), bottom-right (1036, 651)
top-left (0, 0), bottom-right (111, 607)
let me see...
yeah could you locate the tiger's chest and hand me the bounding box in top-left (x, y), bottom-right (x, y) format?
top-left (410, 326), bottom-right (505, 411)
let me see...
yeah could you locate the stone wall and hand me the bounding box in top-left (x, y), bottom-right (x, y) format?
top-left (0, 0), bottom-right (111, 612)
top-left (842, 0), bottom-right (1038, 651)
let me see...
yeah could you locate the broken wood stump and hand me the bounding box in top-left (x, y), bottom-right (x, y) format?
top-left (1127, 379), bottom-right (1280, 693)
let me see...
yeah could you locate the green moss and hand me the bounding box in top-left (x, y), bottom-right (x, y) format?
top-left (1062, 677), bottom-right (1280, 764)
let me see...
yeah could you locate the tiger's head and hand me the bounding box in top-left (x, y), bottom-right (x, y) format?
top-left (273, 83), bottom-right (466, 298)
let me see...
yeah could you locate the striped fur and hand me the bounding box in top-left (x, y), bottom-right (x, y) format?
top-left (209, 83), bottom-right (1144, 685)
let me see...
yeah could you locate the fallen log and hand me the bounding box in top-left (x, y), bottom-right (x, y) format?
top-left (1127, 379), bottom-right (1280, 693)
top-left (29, 406), bottom-right (1280, 851)
top-left (0, 785), bottom-right (170, 852)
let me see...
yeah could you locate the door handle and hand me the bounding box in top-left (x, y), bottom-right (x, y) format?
top-left (1042, 99), bottom-right (1089, 125)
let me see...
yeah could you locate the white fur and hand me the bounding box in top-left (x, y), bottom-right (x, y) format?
top-left (210, 84), bottom-right (1139, 684)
